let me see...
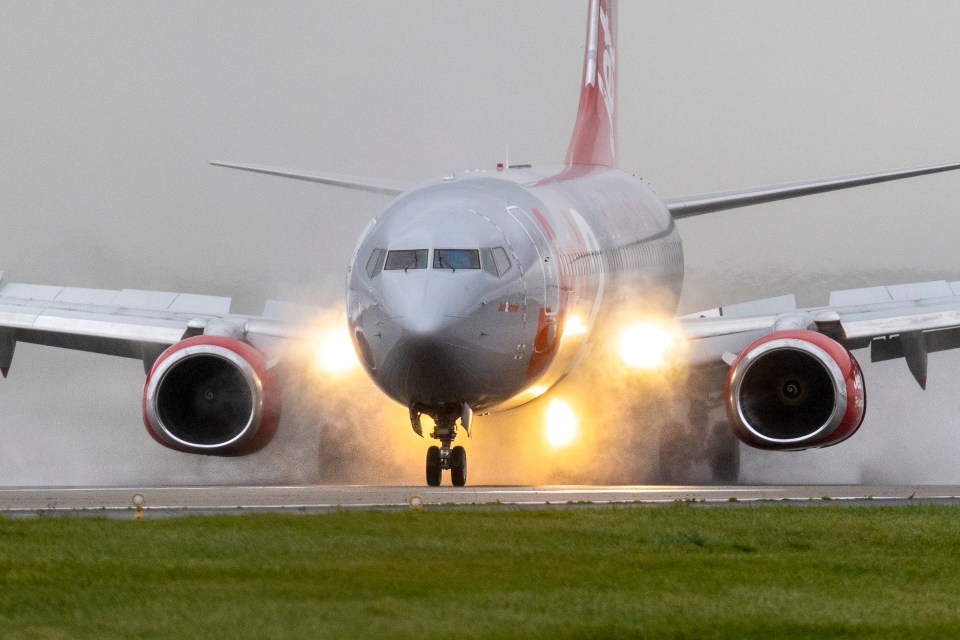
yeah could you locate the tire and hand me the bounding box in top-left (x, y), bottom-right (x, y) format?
top-left (450, 446), bottom-right (467, 487)
top-left (426, 446), bottom-right (442, 487)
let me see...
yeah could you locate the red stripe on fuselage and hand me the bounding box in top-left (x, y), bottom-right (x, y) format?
top-left (526, 305), bottom-right (565, 380)
top-left (531, 207), bottom-right (556, 242)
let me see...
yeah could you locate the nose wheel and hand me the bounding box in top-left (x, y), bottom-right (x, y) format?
top-left (450, 446), bottom-right (467, 486)
top-left (420, 410), bottom-right (468, 487)
top-left (426, 446), bottom-right (442, 486)
top-left (425, 444), bottom-right (467, 487)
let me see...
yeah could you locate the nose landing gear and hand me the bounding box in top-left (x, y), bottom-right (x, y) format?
top-left (425, 443), bottom-right (467, 487)
top-left (414, 406), bottom-right (469, 487)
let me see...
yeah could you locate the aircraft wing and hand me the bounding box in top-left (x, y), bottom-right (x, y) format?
top-left (664, 161), bottom-right (960, 219)
top-left (0, 274), bottom-right (313, 376)
top-left (210, 161), bottom-right (408, 197)
top-left (680, 279), bottom-right (960, 389)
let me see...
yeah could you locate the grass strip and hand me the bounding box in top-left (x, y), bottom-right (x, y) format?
top-left (0, 503), bottom-right (957, 638)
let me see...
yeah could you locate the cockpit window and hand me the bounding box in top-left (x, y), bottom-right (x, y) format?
top-left (434, 249), bottom-right (480, 270)
top-left (480, 249), bottom-right (497, 276)
top-left (384, 249), bottom-right (428, 270)
top-left (365, 248), bottom-right (385, 278)
top-left (491, 247), bottom-right (512, 276)
top-left (480, 247), bottom-right (512, 277)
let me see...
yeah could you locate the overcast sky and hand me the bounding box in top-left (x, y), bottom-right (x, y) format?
top-left (1, 2), bottom-right (960, 485)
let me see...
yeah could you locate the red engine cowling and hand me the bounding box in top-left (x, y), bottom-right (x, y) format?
top-left (142, 336), bottom-right (281, 456)
top-left (725, 330), bottom-right (865, 451)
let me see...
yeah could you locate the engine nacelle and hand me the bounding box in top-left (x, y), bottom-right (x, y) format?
top-left (725, 330), bottom-right (865, 451)
top-left (142, 336), bottom-right (280, 455)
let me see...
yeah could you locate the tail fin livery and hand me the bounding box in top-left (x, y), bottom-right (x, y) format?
top-left (565, 0), bottom-right (618, 167)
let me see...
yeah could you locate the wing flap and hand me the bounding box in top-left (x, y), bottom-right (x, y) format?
top-left (261, 299), bottom-right (322, 323)
top-left (0, 281), bottom-right (255, 370)
top-left (681, 279), bottom-right (960, 381)
top-left (166, 293), bottom-right (232, 315)
top-left (0, 277), bottom-right (313, 377)
top-left (841, 308), bottom-right (960, 340)
top-left (682, 294), bottom-right (797, 320)
top-left (0, 282), bottom-right (233, 315)
top-left (829, 280), bottom-right (955, 306)
top-left (0, 296), bottom-right (197, 355)
top-left (872, 327), bottom-right (960, 363)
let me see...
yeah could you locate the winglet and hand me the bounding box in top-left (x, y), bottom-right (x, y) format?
top-left (565, 0), bottom-right (618, 167)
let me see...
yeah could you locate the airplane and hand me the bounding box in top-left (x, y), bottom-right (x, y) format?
top-left (2, 0), bottom-right (960, 487)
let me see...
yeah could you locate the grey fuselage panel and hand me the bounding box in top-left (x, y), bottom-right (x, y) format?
top-left (347, 165), bottom-right (683, 413)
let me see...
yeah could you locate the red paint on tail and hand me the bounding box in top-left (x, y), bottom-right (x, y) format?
top-left (565, 0), bottom-right (618, 167)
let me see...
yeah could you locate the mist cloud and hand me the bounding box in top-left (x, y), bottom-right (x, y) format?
top-left (1, 3), bottom-right (960, 486)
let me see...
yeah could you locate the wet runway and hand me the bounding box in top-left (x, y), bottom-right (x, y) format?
top-left (0, 484), bottom-right (958, 516)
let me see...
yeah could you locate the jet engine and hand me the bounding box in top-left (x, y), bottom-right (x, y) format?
top-left (725, 330), bottom-right (865, 451)
top-left (142, 336), bottom-right (280, 455)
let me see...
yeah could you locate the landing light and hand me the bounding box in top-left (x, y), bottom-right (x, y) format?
top-left (619, 321), bottom-right (684, 369)
top-left (545, 399), bottom-right (578, 448)
top-left (564, 314), bottom-right (587, 336)
top-left (315, 328), bottom-right (359, 375)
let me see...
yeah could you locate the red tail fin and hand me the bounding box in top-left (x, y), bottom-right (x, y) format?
top-left (565, 0), bottom-right (618, 167)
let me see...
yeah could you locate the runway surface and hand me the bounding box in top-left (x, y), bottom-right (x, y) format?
top-left (0, 484), bottom-right (959, 516)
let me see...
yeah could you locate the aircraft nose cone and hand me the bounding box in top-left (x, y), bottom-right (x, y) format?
top-left (374, 272), bottom-right (487, 404)
top-left (380, 273), bottom-right (475, 336)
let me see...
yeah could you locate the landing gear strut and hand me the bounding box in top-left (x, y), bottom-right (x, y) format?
top-left (414, 406), bottom-right (469, 487)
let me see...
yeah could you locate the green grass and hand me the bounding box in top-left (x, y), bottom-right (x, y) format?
top-left (0, 504), bottom-right (958, 638)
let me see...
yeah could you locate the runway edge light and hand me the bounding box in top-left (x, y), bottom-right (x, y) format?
top-left (132, 493), bottom-right (145, 520)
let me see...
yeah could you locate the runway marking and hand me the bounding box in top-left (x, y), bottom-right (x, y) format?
top-left (0, 484), bottom-right (957, 516)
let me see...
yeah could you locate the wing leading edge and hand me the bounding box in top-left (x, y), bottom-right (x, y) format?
top-left (664, 160), bottom-right (960, 219)
top-left (210, 161), bottom-right (408, 197)
top-left (0, 276), bottom-right (312, 376)
top-left (681, 279), bottom-right (960, 389)
top-left (211, 159), bottom-right (960, 216)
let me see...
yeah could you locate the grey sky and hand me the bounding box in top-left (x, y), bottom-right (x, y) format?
top-left (1, 2), bottom-right (959, 485)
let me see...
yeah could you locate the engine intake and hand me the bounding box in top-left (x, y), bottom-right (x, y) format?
top-left (142, 336), bottom-right (280, 455)
top-left (726, 330), bottom-right (865, 450)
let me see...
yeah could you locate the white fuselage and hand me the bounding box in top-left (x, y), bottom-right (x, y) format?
top-left (347, 165), bottom-right (683, 414)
